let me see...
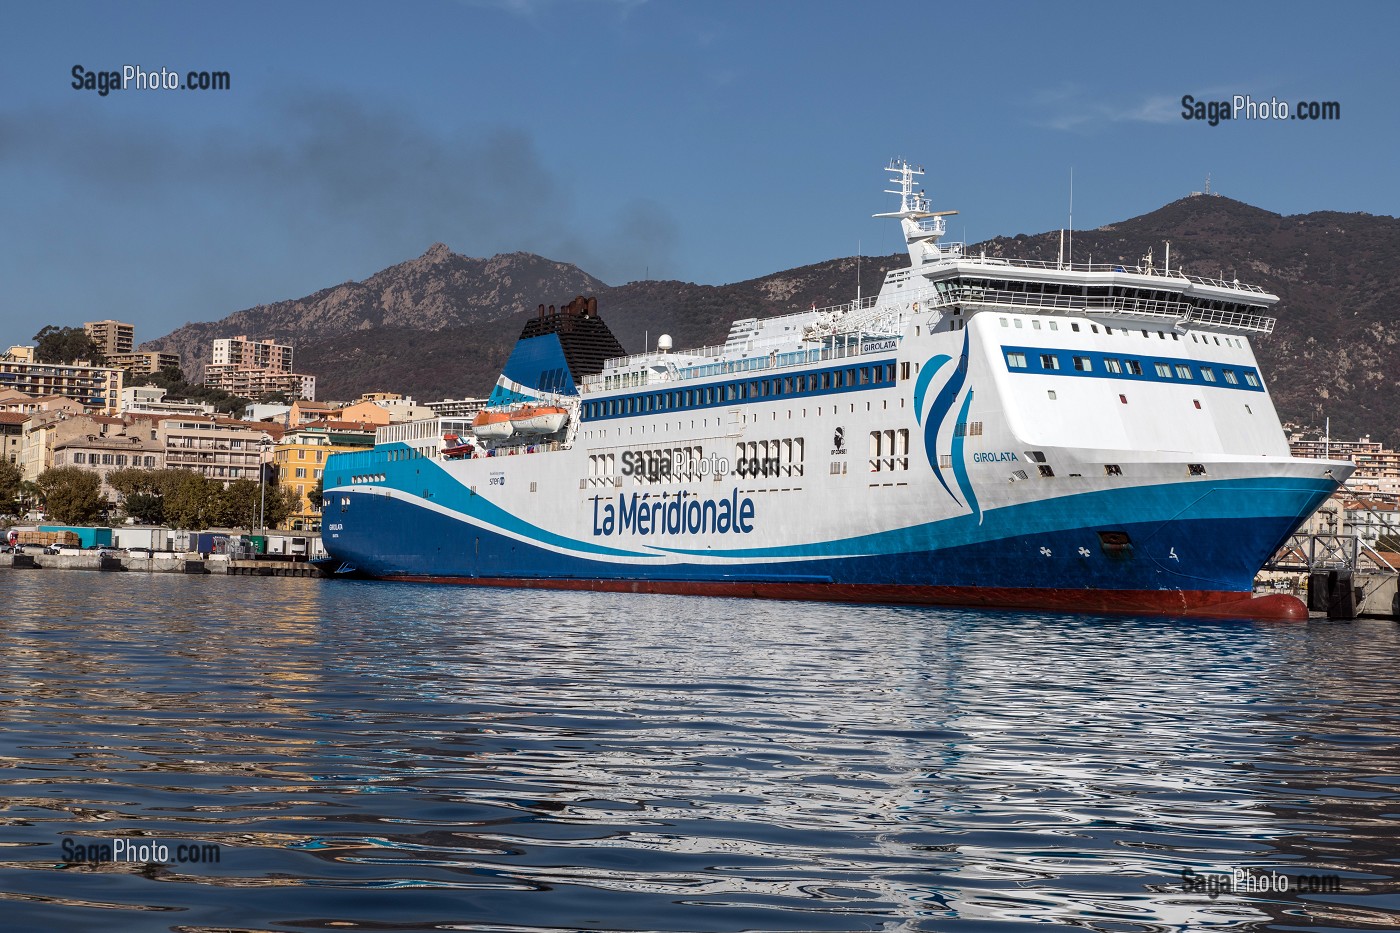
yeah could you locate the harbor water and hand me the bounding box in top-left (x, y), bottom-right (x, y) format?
top-left (1, 572), bottom-right (1397, 931)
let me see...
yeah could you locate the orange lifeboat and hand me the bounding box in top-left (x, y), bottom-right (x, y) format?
top-left (510, 405), bottom-right (569, 435)
top-left (471, 409), bottom-right (514, 440)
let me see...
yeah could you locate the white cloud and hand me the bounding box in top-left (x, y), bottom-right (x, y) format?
top-left (1031, 84), bottom-right (1186, 132)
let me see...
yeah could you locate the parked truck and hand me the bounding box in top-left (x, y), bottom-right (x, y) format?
top-left (38, 526), bottom-right (112, 548)
top-left (113, 526), bottom-right (171, 552)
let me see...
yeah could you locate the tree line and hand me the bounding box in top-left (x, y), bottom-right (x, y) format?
top-left (0, 462), bottom-right (300, 529)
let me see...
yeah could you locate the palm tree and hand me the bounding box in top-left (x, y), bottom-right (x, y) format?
top-left (17, 480), bottom-right (44, 519)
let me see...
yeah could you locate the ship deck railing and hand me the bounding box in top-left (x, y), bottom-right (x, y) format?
top-left (945, 255), bottom-right (1271, 295)
top-left (600, 299), bottom-right (872, 373)
top-left (934, 285), bottom-right (1276, 334)
top-left (583, 334), bottom-right (894, 393)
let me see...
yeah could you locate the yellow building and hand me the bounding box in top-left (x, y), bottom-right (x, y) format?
top-left (273, 423), bottom-right (375, 530)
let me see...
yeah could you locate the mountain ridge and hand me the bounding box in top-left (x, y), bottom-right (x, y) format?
top-left (144, 195), bottom-right (1400, 446)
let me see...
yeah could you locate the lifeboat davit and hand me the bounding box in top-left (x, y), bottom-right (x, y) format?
top-left (471, 410), bottom-right (514, 440)
top-left (510, 405), bottom-right (569, 435)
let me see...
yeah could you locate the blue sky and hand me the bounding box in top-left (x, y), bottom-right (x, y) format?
top-left (1, 0), bottom-right (1395, 348)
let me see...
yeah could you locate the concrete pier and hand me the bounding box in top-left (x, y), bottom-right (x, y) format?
top-left (6, 552), bottom-right (319, 578)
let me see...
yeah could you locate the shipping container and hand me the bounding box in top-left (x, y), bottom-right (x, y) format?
top-left (38, 525), bottom-right (112, 548)
top-left (192, 532), bottom-right (231, 555)
top-left (112, 526), bottom-right (171, 551)
top-left (265, 534), bottom-right (308, 556)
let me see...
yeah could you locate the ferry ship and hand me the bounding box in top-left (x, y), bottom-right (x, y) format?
top-left (322, 160), bottom-right (1351, 619)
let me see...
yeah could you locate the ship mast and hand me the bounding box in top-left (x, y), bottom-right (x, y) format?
top-left (873, 159), bottom-right (958, 266)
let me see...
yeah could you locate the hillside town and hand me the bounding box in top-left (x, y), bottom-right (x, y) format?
top-left (0, 320), bottom-right (484, 538)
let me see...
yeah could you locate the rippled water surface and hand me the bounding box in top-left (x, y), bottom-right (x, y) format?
top-left (1, 572), bottom-right (1398, 932)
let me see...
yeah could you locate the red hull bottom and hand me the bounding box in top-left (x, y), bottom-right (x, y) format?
top-left (386, 575), bottom-right (1308, 621)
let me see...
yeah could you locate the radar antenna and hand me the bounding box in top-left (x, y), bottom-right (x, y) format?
top-left (873, 159), bottom-right (959, 266)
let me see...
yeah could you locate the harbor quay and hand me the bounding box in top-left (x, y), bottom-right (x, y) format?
top-left (4, 550), bottom-right (322, 577)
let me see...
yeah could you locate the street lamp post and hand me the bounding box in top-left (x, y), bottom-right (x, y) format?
top-left (257, 436), bottom-right (273, 536)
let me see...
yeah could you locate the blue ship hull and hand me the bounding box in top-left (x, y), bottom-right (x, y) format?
top-left (322, 470), bottom-right (1333, 618)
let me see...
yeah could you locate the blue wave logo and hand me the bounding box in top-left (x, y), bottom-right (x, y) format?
top-left (914, 331), bottom-right (981, 522)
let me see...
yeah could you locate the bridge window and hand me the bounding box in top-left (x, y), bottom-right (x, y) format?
top-left (1175, 364), bottom-right (1193, 379)
top-left (1223, 370), bottom-right (1239, 385)
top-left (1126, 360), bottom-right (1143, 375)
top-left (1039, 354), bottom-right (1060, 370)
top-left (1104, 358), bottom-right (1122, 374)
top-left (1154, 363), bottom-right (1172, 377)
top-left (1244, 372), bottom-right (1260, 387)
top-left (1072, 356), bottom-right (1092, 372)
top-left (1007, 352), bottom-right (1028, 369)
top-left (1201, 368), bottom-right (1217, 383)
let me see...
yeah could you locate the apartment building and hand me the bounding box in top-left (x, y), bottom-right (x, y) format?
top-left (211, 335), bottom-right (293, 371)
top-left (0, 358), bottom-right (123, 413)
top-left (0, 411), bottom-right (25, 466)
top-left (425, 397), bottom-right (488, 418)
top-left (51, 428), bottom-right (164, 501)
top-left (205, 367), bottom-right (316, 401)
top-left (119, 386), bottom-right (214, 417)
top-left (205, 335), bottom-right (316, 401)
top-left (157, 416), bottom-right (282, 482)
top-left (20, 412), bottom-right (151, 482)
top-left (1291, 431), bottom-right (1400, 498)
top-left (105, 350), bottom-right (182, 375)
top-left (273, 422), bottom-right (375, 531)
top-left (84, 320), bottom-right (135, 356)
